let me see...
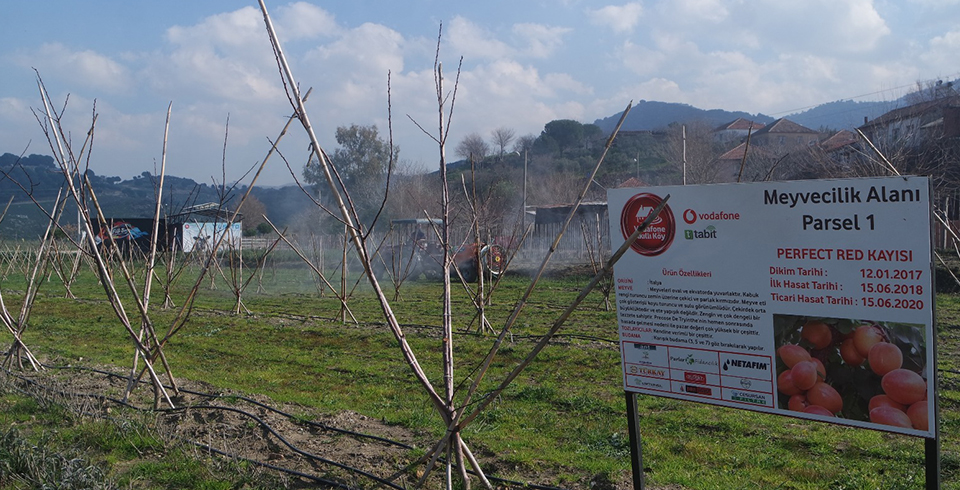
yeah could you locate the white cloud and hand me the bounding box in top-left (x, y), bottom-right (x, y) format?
top-left (841, 0), bottom-right (891, 50)
top-left (921, 29), bottom-right (960, 69)
top-left (669, 0), bottom-right (729, 23)
top-left (633, 78), bottom-right (684, 101)
top-left (618, 41), bottom-right (667, 77)
top-left (275, 2), bottom-right (340, 39)
top-left (150, 7), bottom-right (283, 103)
top-left (746, 0), bottom-right (890, 53)
top-left (15, 43), bottom-right (132, 93)
top-left (513, 23), bottom-right (571, 58)
top-left (907, 0), bottom-right (960, 6)
top-left (304, 23), bottom-right (405, 77)
top-left (165, 6), bottom-right (264, 50)
top-left (588, 3), bottom-right (644, 34)
top-left (0, 98), bottom-right (30, 122)
top-left (447, 16), bottom-right (513, 61)
top-left (458, 60), bottom-right (590, 100)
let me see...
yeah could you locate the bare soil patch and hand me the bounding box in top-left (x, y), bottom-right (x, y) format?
top-left (6, 362), bottom-right (655, 489)
top-left (8, 363), bottom-right (429, 488)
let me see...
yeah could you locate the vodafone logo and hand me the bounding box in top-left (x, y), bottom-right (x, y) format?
top-left (620, 193), bottom-right (675, 256)
top-left (681, 209), bottom-right (742, 223)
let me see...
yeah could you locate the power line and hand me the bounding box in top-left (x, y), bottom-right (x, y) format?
top-left (767, 72), bottom-right (960, 117)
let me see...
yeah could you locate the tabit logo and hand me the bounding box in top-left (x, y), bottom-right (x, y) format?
top-left (684, 225), bottom-right (717, 240)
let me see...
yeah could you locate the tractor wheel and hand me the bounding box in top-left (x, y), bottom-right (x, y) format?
top-left (480, 244), bottom-right (506, 277)
top-left (459, 261), bottom-right (478, 283)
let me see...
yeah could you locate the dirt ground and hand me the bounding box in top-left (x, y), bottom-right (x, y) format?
top-left (4, 362), bottom-right (650, 490)
top-left (7, 363), bottom-right (441, 489)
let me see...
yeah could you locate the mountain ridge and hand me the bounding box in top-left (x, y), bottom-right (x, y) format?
top-left (593, 98), bottom-right (898, 134)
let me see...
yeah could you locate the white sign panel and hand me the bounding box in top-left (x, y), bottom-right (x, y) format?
top-left (182, 222), bottom-right (242, 252)
top-left (610, 177), bottom-right (935, 437)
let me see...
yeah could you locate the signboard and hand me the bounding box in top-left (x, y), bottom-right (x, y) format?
top-left (182, 221), bottom-right (242, 252)
top-left (609, 177), bottom-right (935, 438)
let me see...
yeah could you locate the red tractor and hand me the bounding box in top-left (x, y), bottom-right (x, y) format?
top-left (373, 219), bottom-right (505, 282)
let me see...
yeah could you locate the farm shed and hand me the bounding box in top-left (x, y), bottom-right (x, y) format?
top-left (168, 203), bottom-right (243, 252)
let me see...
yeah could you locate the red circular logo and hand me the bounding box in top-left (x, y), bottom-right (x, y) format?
top-left (620, 193), bottom-right (675, 256)
top-left (683, 209), bottom-right (697, 224)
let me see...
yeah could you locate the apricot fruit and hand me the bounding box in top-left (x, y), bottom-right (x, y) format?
top-left (907, 401), bottom-right (929, 431)
top-left (788, 394), bottom-right (809, 412)
top-left (870, 406), bottom-right (912, 428)
top-left (806, 381), bottom-right (842, 414)
top-left (868, 394), bottom-right (906, 413)
top-left (777, 369), bottom-right (801, 396)
top-left (868, 342), bottom-right (903, 376)
top-left (791, 361), bottom-right (819, 391)
top-left (853, 324), bottom-right (885, 357)
top-left (801, 321), bottom-right (832, 349)
top-left (803, 405), bottom-right (834, 417)
top-left (840, 339), bottom-right (865, 366)
top-left (777, 344), bottom-right (811, 368)
top-left (811, 358), bottom-right (826, 379)
top-left (881, 369), bottom-right (926, 406)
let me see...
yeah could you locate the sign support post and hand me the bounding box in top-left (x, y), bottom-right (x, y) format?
top-left (926, 435), bottom-right (940, 489)
top-left (625, 391), bottom-right (645, 490)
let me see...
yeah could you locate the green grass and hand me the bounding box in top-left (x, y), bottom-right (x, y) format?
top-left (0, 260), bottom-right (958, 488)
top-left (0, 391), bottom-right (280, 489)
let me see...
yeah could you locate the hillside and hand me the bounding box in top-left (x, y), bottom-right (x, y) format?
top-left (0, 153), bottom-right (312, 239)
top-left (787, 99), bottom-right (894, 131)
top-left (593, 100), bottom-right (771, 133)
top-left (593, 98), bottom-right (896, 134)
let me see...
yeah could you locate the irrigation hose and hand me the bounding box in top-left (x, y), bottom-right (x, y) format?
top-left (2, 364), bottom-right (574, 490)
top-left (1, 365), bottom-right (396, 489)
top-left (54, 363), bottom-right (415, 450)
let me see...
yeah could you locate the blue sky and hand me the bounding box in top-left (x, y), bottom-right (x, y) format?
top-left (2, 1), bottom-right (959, 186)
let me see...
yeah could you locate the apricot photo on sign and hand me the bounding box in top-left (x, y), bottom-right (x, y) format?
top-left (773, 314), bottom-right (928, 431)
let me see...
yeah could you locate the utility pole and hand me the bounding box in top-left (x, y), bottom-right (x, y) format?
top-left (523, 149), bottom-right (528, 229)
top-left (682, 125), bottom-right (687, 185)
top-left (515, 150), bottom-right (529, 228)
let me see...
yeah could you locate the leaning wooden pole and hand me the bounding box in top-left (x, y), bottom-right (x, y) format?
top-left (459, 101), bottom-right (634, 413)
top-left (152, 89), bottom-right (310, 349)
top-left (35, 76), bottom-right (174, 408)
top-left (434, 58), bottom-right (458, 488)
top-left (2, 188), bottom-right (65, 370)
top-left (126, 102), bottom-right (174, 399)
top-left (258, 0), bottom-right (447, 416)
top-left (459, 196), bottom-right (669, 429)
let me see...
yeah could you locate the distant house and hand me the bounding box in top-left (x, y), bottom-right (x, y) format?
top-left (712, 142), bottom-right (778, 182)
top-left (749, 118), bottom-right (821, 154)
top-left (168, 202), bottom-right (243, 253)
top-left (858, 95), bottom-right (960, 150)
top-left (616, 177), bottom-right (650, 188)
top-left (713, 118), bottom-right (765, 144)
top-left (819, 130), bottom-right (860, 167)
top-left (530, 201), bottom-right (609, 258)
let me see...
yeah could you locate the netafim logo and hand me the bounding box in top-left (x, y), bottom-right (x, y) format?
top-left (684, 225), bottom-right (717, 240)
top-left (723, 358), bottom-right (769, 371)
top-left (620, 193), bottom-right (675, 256)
